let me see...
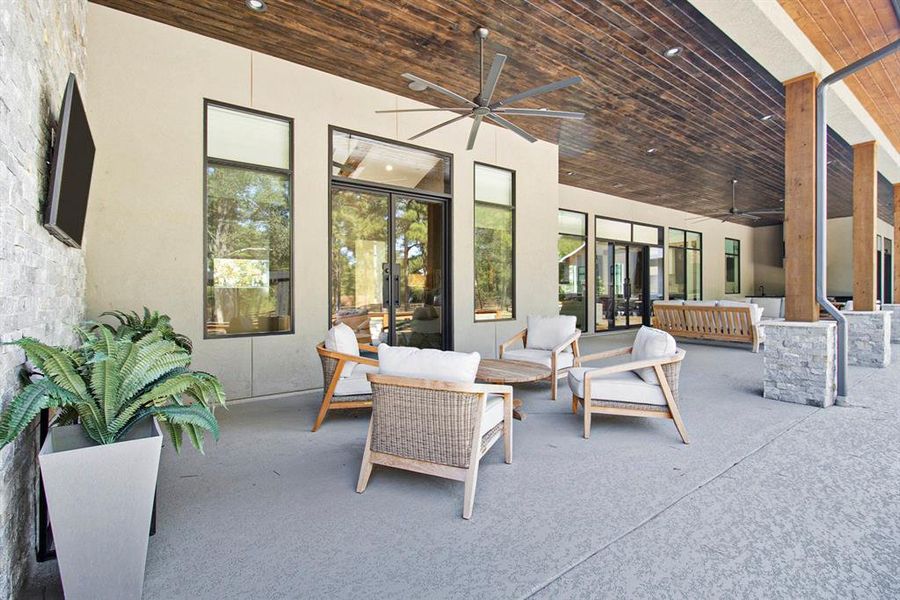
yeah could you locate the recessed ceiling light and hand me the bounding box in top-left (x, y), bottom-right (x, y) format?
top-left (760, 114), bottom-right (774, 121)
top-left (385, 164), bottom-right (394, 172)
top-left (566, 171), bottom-right (575, 176)
top-left (664, 46), bottom-right (683, 58)
top-left (613, 183), bottom-right (624, 188)
top-left (408, 80), bottom-right (427, 92)
top-left (246, 0), bottom-right (267, 12)
top-left (646, 147), bottom-right (658, 154)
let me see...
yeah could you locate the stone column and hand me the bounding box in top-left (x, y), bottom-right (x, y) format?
top-left (763, 321), bottom-right (837, 407)
top-left (843, 311), bottom-right (891, 367)
top-left (879, 305), bottom-right (900, 343)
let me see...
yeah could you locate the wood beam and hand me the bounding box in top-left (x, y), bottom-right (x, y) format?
top-left (894, 184), bottom-right (900, 301)
top-left (783, 73), bottom-right (819, 322)
top-left (852, 141), bottom-right (877, 311)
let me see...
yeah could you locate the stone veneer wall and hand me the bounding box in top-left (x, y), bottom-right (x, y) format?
top-left (880, 305), bottom-right (900, 343)
top-left (763, 321), bottom-right (837, 408)
top-left (843, 311), bottom-right (891, 368)
top-left (0, 2), bottom-right (87, 597)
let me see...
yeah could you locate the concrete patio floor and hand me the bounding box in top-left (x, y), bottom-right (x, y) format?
top-left (27, 332), bottom-right (900, 599)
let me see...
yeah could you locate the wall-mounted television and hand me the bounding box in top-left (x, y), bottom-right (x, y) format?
top-left (44, 73), bottom-right (94, 248)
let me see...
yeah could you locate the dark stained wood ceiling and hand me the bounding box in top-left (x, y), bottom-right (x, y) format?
top-left (779, 0), bottom-right (900, 153)
top-left (90, 0), bottom-right (895, 225)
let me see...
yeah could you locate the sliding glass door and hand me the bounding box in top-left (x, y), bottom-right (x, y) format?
top-left (330, 186), bottom-right (447, 349)
top-left (596, 242), bottom-right (662, 331)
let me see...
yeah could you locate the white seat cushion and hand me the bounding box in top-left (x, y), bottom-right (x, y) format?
top-left (567, 368), bottom-right (666, 406)
top-left (525, 315), bottom-right (577, 350)
top-left (325, 323), bottom-right (361, 378)
top-left (481, 395), bottom-right (505, 436)
top-left (377, 344), bottom-right (480, 383)
top-left (502, 348), bottom-right (574, 369)
top-left (631, 326), bottom-right (677, 384)
top-left (333, 363), bottom-right (378, 396)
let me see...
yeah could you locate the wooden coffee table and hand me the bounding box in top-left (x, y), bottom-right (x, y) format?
top-left (476, 359), bottom-right (552, 421)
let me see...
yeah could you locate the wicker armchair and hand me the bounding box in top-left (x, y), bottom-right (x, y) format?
top-left (356, 374), bottom-right (513, 520)
top-left (569, 344), bottom-right (688, 444)
top-left (499, 316), bottom-right (581, 401)
top-left (313, 341), bottom-right (379, 432)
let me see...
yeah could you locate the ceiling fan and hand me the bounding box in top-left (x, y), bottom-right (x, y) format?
top-left (689, 179), bottom-right (784, 223)
top-left (376, 27), bottom-right (585, 150)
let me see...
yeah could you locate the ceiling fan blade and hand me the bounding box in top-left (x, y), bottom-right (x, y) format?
top-left (409, 113), bottom-right (470, 141)
top-left (466, 115), bottom-right (484, 150)
top-left (480, 54), bottom-right (507, 106)
top-left (485, 114), bottom-right (538, 143)
top-left (735, 212), bottom-right (762, 220)
top-left (744, 209), bottom-right (784, 215)
top-left (494, 108), bottom-right (585, 119)
top-left (489, 76), bottom-right (583, 109)
top-left (376, 108), bottom-right (472, 114)
top-left (402, 73), bottom-right (478, 108)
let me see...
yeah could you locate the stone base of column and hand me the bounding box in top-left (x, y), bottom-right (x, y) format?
top-left (844, 310), bottom-right (891, 368)
top-left (763, 320), bottom-right (836, 408)
top-left (879, 304), bottom-right (900, 343)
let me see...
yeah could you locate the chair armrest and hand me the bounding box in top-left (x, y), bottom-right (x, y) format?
top-left (499, 329), bottom-right (527, 358)
top-left (582, 357), bottom-right (665, 380)
top-left (578, 346), bottom-right (633, 363)
top-left (358, 343), bottom-right (378, 353)
top-left (318, 346), bottom-right (379, 368)
top-left (367, 374), bottom-right (512, 399)
top-left (551, 330), bottom-right (581, 355)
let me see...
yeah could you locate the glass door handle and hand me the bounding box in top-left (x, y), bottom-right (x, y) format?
top-left (393, 274), bottom-right (400, 307)
top-left (382, 263), bottom-right (391, 308)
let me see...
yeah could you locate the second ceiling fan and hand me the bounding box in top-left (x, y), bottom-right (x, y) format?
top-left (377, 27), bottom-right (586, 150)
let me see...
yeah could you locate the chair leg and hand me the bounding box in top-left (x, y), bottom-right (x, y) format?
top-left (669, 404), bottom-right (690, 445)
top-left (583, 404), bottom-right (591, 439)
top-left (463, 463), bottom-right (479, 520)
top-left (356, 420), bottom-right (375, 493)
top-left (550, 368), bottom-right (558, 401)
top-left (503, 399), bottom-right (513, 465)
top-left (312, 395), bottom-right (333, 432)
top-left (572, 394), bottom-right (579, 414)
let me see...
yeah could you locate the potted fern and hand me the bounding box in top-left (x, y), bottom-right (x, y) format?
top-left (0, 321), bottom-right (224, 600)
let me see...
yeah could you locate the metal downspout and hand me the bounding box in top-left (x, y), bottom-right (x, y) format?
top-left (814, 36), bottom-right (900, 400)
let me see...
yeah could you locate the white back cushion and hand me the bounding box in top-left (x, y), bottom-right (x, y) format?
top-left (526, 315), bottom-right (577, 350)
top-left (718, 300), bottom-right (763, 324)
top-left (325, 323), bottom-right (360, 378)
top-left (377, 345), bottom-right (481, 383)
top-left (631, 326), bottom-right (677, 384)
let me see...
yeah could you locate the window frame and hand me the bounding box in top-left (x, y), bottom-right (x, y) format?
top-left (202, 98), bottom-right (295, 339)
top-left (668, 227), bottom-right (703, 301)
top-left (724, 237), bottom-right (741, 295)
top-left (558, 209), bottom-right (589, 332)
top-left (473, 161), bottom-right (516, 322)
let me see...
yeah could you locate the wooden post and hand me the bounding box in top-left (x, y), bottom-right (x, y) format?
top-left (783, 73), bottom-right (819, 322)
top-left (851, 141), bottom-right (877, 311)
top-left (894, 184), bottom-right (900, 302)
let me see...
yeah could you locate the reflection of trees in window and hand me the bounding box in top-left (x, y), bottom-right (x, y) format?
top-left (558, 234), bottom-right (587, 331)
top-left (330, 190), bottom-right (389, 314)
top-left (725, 238), bottom-right (740, 294)
top-left (475, 203), bottom-right (513, 318)
top-left (204, 103), bottom-right (292, 337)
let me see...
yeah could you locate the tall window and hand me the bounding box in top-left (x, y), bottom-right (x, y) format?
top-left (725, 238), bottom-right (741, 294)
top-left (474, 163), bottom-right (514, 320)
top-left (204, 102), bottom-right (293, 337)
top-left (558, 210), bottom-right (587, 331)
top-left (668, 228), bottom-right (702, 300)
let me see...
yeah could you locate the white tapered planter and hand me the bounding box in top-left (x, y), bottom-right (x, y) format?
top-left (39, 420), bottom-right (162, 600)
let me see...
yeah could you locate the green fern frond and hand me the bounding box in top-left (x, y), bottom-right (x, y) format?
top-left (0, 379), bottom-right (80, 446)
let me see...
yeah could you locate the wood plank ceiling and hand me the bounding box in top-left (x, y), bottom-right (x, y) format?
top-left (90, 0), bottom-right (896, 225)
top-left (779, 0), bottom-right (900, 152)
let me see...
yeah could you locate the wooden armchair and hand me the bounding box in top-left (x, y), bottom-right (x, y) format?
top-left (499, 318), bottom-right (581, 401)
top-left (357, 374), bottom-right (513, 520)
top-left (313, 341), bottom-right (379, 432)
top-left (569, 337), bottom-right (688, 443)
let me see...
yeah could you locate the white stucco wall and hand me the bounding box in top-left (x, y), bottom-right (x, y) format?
top-left (84, 4), bottom-right (559, 400)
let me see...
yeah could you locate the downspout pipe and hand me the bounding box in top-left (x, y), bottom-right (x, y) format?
top-left (815, 37), bottom-right (900, 400)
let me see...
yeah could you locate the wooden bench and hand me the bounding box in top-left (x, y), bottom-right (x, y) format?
top-left (652, 302), bottom-right (763, 352)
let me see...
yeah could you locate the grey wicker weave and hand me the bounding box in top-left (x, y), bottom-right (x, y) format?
top-left (571, 347), bottom-right (688, 443)
top-left (357, 374), bottom-right (514, 520)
